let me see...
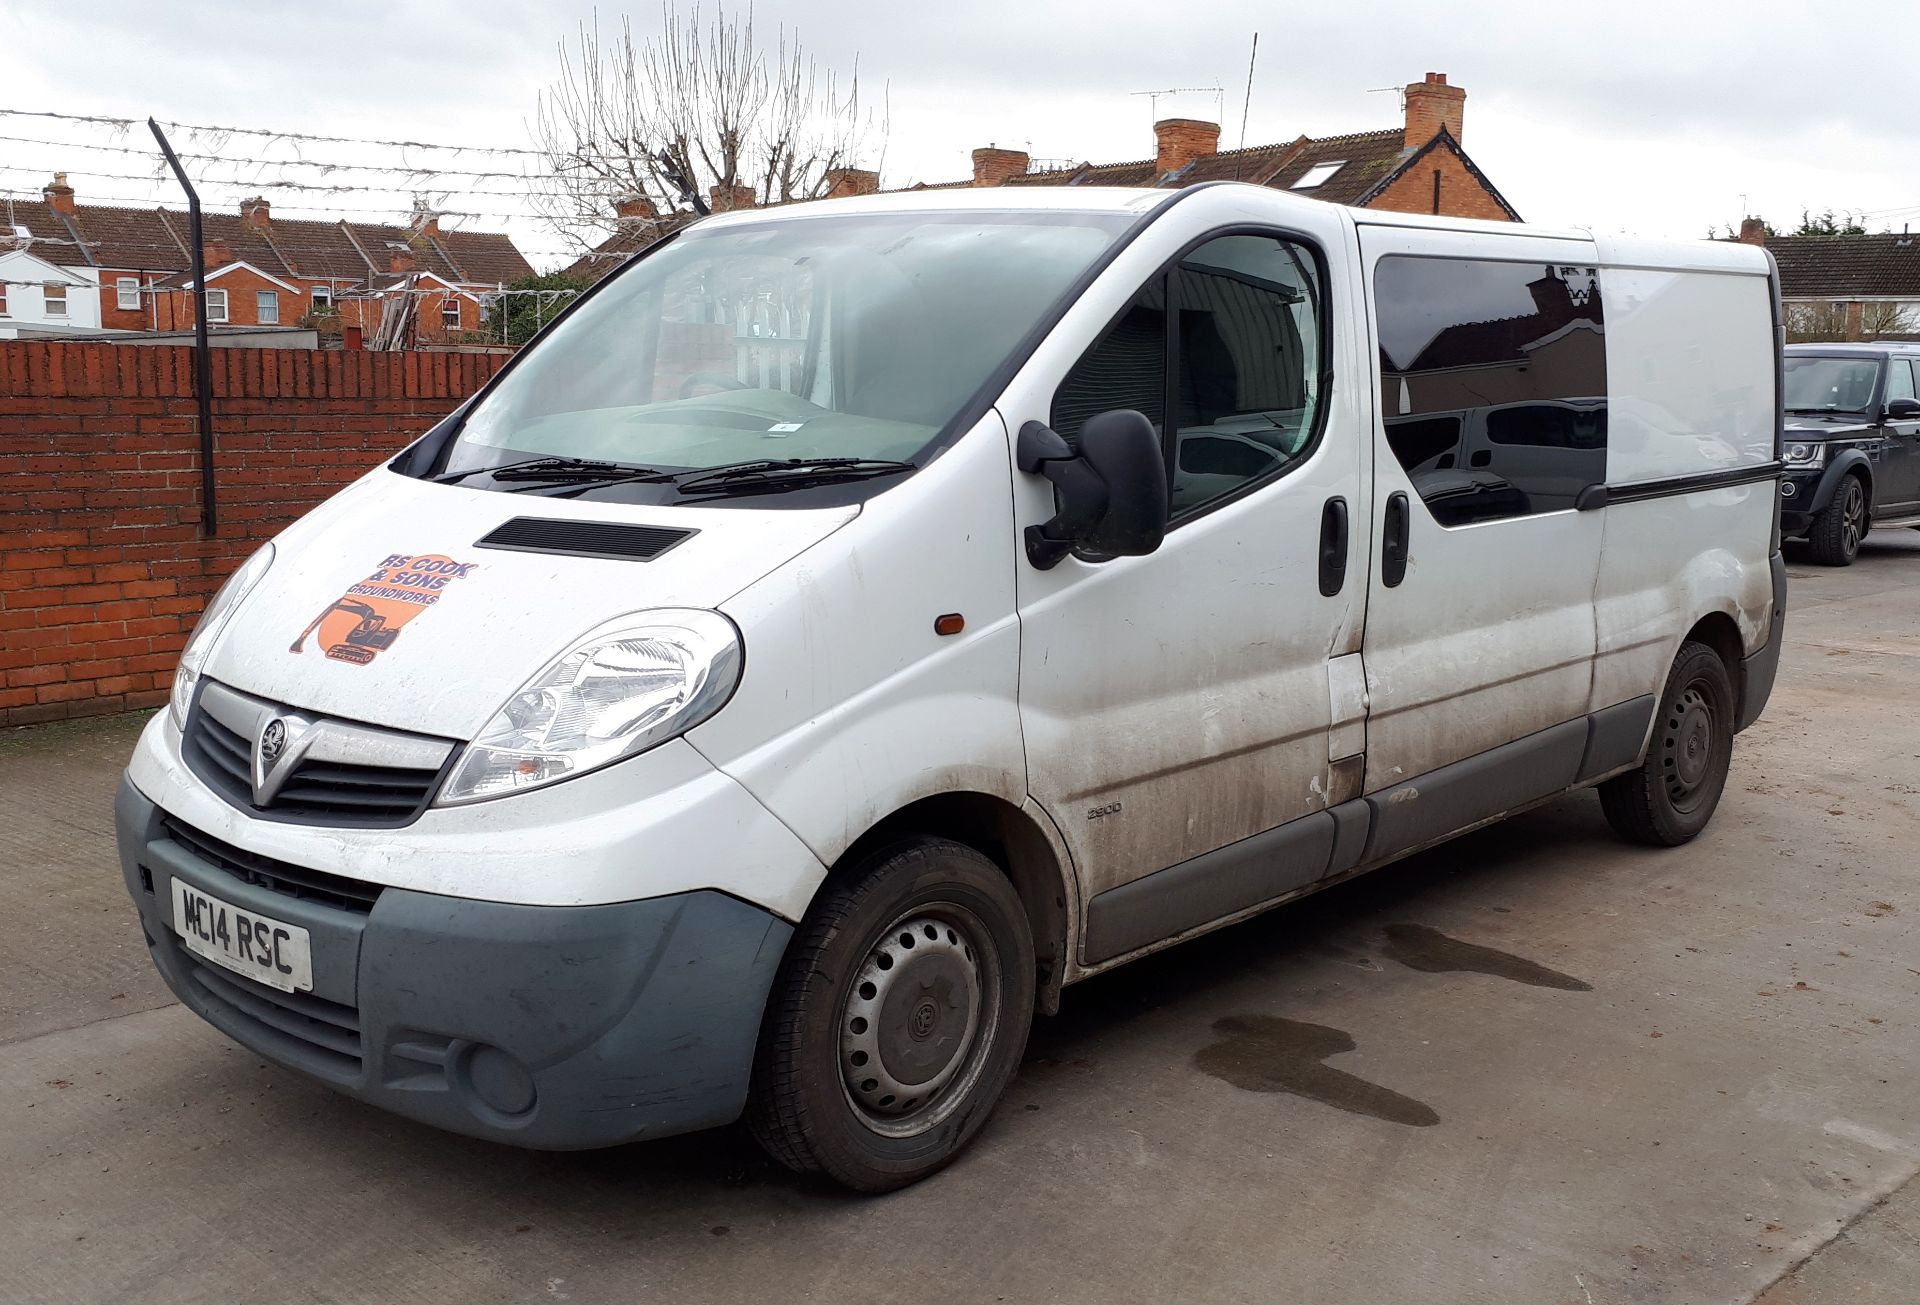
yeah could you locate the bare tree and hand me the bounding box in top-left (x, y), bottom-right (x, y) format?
top-left (1862, 301), bottom-right (1920, 339)
top-left (531, 4), bottom-right (885, 259)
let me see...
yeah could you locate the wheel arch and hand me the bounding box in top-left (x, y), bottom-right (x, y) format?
top-left (1683, 609), bottom-right (1747, 721)
top-left (826, 791), bottom-right (1076, 1015)
top-left (1810, 451), bottom-right (1873, 514)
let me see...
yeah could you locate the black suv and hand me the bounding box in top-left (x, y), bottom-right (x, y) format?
top-left (1782, 343), bottom-right (1920, 565)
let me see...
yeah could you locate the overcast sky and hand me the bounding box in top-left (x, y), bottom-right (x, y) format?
top-left (4, 0), bottom-right (1917, 271)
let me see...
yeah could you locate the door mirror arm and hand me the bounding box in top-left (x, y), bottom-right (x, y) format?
top-left (1018, 421), bottom-right (1109, 569)
top-left (1017, 414), bottom-right (1169, 570)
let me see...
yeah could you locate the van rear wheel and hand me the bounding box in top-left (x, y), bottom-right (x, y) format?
top-left (746, 837), bottom-right (1035, 1192)
top-left (1599, 640), bottom-right (1735, 846)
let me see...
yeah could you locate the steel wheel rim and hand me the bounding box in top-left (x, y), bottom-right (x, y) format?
top-left (1662, 681), bottom-right (1721, 812)
top-left (1842, 481), bottom-right (1864, 555)
top-left (839, 903), bottom-right (999, 1139)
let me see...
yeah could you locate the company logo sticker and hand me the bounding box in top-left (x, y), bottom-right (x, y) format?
top-left (290, 553), bottom-right (478, 665)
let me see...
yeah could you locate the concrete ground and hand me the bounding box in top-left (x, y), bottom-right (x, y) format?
top-left (3, 538), bottom-right (1919, 1305)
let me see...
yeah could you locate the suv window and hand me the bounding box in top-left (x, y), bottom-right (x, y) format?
top-left (1374, 256), bottom-right (1608, 526)
top-left (1889, 358), bottom-right (1916, 405)
top-left (1053, 232), bottom-right (1325, 521)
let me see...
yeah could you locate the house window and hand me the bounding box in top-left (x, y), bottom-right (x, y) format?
top-left (1290, 161), bottom-right (1346, 190)
top-left (441, 296), bottom-right (462, 330)
top-left (44, 283), bottom-right (67, 317)
top-left (205, 288), bottom-right (229, 324)
top-left (116, 277), bottom-right (141, 310)
top-left (311, 285), bottom-right (333, 311)
top-left (257, 291), bottom-right (279, 325)
top-left (0, 283), bottom-right (8, 316)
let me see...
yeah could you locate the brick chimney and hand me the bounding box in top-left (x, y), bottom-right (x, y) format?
top-left (388, 248), bottom-right (416, 275)
top-left (1154, 119), bottom-right (1221, 177)
top-left (825, 167), bottom-right (881, 198)
top-left (43, 172), bottom-right (76, 215)
top-left (408, 206), bottom-right (441, 239)
top-left (708, 183), bottom-right (757, 212)
top-left (614, 194), bottom-right (658, 220)
top-left (971, 146), bottom-right (1030, 187)
top-left (1738, 217), bottom-right (1767, 246)
top-left (241, 196), bottom-right (271, 229)
top-left (204, 237), bottom-right (234, 268)
top-left (1403, 72), bottom-right (1466, 150)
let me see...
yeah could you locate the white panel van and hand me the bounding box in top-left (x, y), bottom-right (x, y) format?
top-left (116, 184), bottom-right (1785, 1190)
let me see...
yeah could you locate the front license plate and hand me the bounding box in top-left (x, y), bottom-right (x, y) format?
top-left (170, 879), bottom-right (313, 994)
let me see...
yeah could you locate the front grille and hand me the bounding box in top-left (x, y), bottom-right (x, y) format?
top-left (159, 814), bottom-right (383, 915)
top-left (183, 700), bottom-right (447, 827)
top-left (181, 949), bottom-right (363, 1077)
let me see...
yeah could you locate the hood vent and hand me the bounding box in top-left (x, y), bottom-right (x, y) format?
top-left (475, 517), bottom-right (696, 562)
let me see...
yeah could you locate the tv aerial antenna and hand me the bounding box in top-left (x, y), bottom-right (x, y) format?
top-left (1131, 85), bottom-right (1226, 124)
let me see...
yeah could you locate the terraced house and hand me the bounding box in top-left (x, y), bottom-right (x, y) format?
top-left (2, 175), bottom-right (534, 342)
top-left (937, 72), bottom-right (1518, 223)
top-left (562, 71), bottom-right (1518, 286)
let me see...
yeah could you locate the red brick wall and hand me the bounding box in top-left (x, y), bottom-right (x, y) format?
top-left (0, 341), bottom-right (506, 726)
top-left (1364, 149), bottom-right (1516, 222)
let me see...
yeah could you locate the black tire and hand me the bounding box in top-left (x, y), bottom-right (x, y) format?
top-left (1599, 640), bottom-right (1736, 847)
top-left (746, 837), bottom-right (1035, 1192)
top-left (1808, 473), bottom-right (1867, 566)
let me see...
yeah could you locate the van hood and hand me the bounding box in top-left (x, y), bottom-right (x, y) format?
top-left (204, 467), bottom-right (856, 739)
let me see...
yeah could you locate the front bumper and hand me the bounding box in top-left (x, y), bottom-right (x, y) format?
top-left (117, 778), bottom-right (794, 1150)
top-left (1779, 468), bottom-right (1823, 535)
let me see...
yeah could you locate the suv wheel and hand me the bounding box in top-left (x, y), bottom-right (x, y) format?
top-left (747, 837), bottom-right (1035, 1192)
top-left (1808, 473), bottom-right (1867, 566)
top-left (1599, 640), bottom-right (1736, 846)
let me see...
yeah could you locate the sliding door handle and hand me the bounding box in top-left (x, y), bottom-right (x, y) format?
top-left (1318, 496), bottom-right (1349, 596)
top-left (1382, 491), bottom-right (1410, 588)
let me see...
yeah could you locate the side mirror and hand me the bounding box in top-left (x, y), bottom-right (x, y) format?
top-left (1017, 412), bottom-right (1169, 570)
top-left (1885, 397), bottom-right (1920, 420)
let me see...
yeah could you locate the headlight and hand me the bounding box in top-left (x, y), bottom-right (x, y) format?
top-left (1784, 442), bottom-right (1826, 466)
top-left (169, 543), bottom-right (276, 729)
top-left (437, 608), bottom-right (742, 805)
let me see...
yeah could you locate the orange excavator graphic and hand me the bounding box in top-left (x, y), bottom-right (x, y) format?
top-left (288, 552), bottom-right (478, 666)
top-left (289, 598), bottom-right (404, 664)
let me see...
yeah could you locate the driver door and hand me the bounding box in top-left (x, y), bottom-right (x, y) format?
top-left (1880, 357), bottom-right (1920, 511)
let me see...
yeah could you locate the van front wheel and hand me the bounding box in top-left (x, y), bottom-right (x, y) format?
top-left (1599, 640), bottom-right (1735, 846)
top-left (747, 837), bottom-right (1035, 1192)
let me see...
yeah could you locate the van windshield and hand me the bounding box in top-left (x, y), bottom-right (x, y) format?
top-left (437, 211), bottom-right (1133, 499)
top-left (1783, 355), bottom-right (1880, 413)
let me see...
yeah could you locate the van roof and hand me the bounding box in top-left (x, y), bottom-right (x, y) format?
top-left (695, 185), bottom-right (1184, 227)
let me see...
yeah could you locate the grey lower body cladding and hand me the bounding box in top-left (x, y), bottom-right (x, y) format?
top-left (116, 778), bottom-right (792, 1150)
top-left (1081, 699), bottom-right (1660, 965)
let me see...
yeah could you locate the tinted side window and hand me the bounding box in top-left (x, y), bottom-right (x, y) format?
top-left (1169, 235), bottom-right (1324, 517)
top-left (1052, 279), bottom-right (1167, 447)
top-left (1889, 359), bottom-right (1917, 404)
top-left (1375, 257), bottom-right (1608, 526)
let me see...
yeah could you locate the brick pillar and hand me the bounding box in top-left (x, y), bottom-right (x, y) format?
top-left (1154, 119), bottom-right (1221, 177)
top-left (1403, 72), bottom-right (1466, 149)
top-left (971, 147), bottom-right (1030, 187)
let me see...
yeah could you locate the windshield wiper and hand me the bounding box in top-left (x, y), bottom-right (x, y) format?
top-left (1785, 407), bottom-right (1854, 417)
top-left (671, 458), bottom-right (918, 497)
top-left (430, 456), bottom-right (675, 485)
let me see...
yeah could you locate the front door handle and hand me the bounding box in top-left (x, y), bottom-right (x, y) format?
top-left (1382, 491), bottom-right (1410, 588)
top-left (1318, 496), bottom-right (1349, 596)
